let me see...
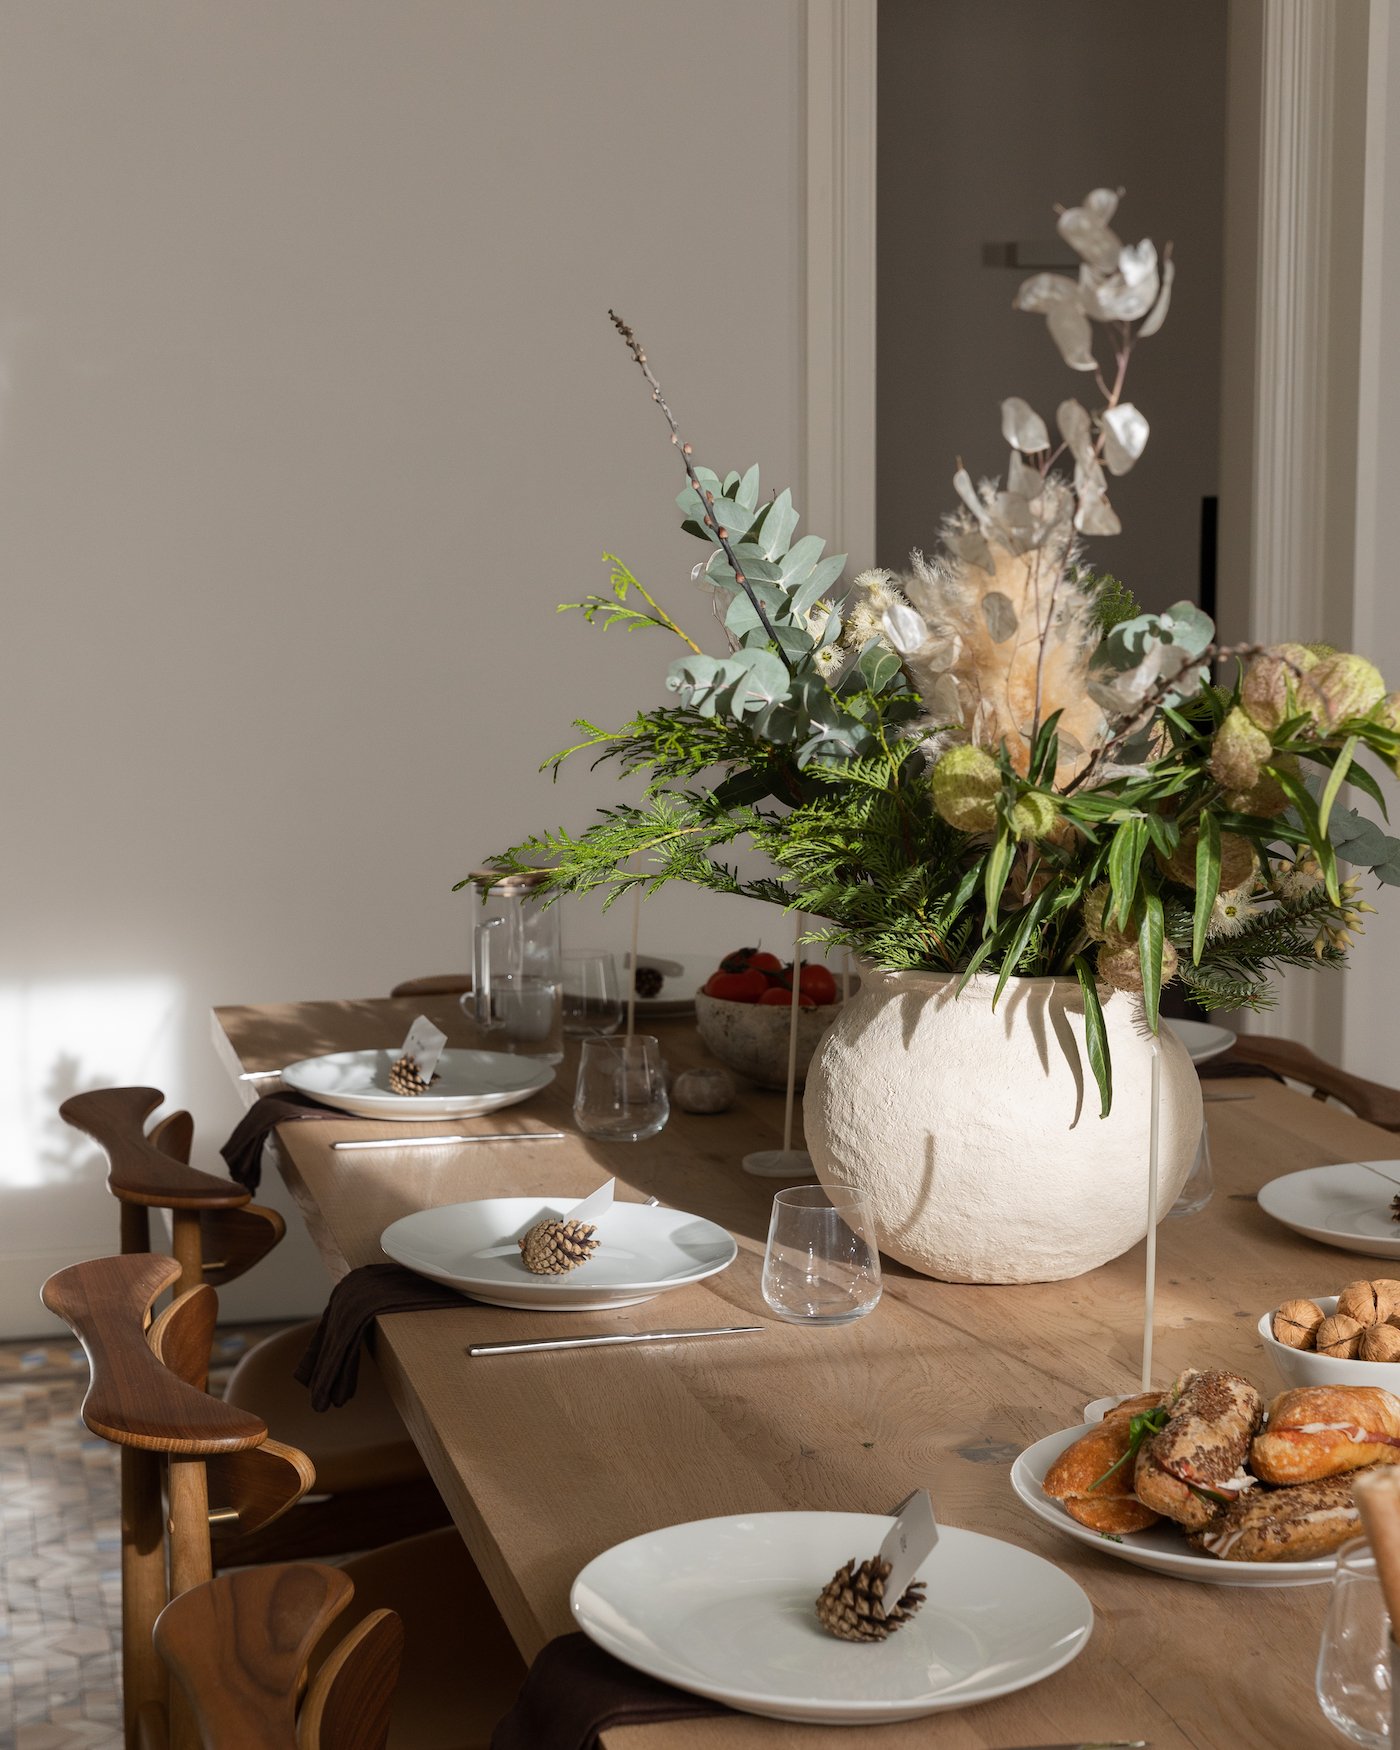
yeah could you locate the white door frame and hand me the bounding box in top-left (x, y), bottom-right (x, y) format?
top-left (803, 0), bottom-right (877, 571)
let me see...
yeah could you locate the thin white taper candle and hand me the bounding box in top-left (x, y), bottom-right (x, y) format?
top-left (626, 884), bottom-right (641, 1039)
top-left (1141, 1042), bottom-right (1161, 1391)
top-left (782, 912), bottom-right (803, 1152)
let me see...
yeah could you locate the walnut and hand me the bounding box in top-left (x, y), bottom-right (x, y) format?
top-left (1372, 1280), bottom-right (1400, 1323)
top-left (1337, 1281), bottom-right (1385, 1326)
top-left (1360, 1324), bottom-right (1400, 1363)
top-left (1272, 1299), bottom-right (1326, 1351)
top-left (1316, 1313), bottom-right (1366, 1358)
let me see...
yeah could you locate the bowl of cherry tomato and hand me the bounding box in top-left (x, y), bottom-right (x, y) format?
top-left (693, 948), bottom-right (848, 1090)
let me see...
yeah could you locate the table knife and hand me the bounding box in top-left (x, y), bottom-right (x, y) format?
top-left (994, 1742), bottom-right (1147, 1749)
top-left (331, 1131), bottom-right (565, 1151)
top-left (469, 1325), bottom-right (762, 1356)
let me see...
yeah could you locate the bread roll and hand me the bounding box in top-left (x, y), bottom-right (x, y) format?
top-left (1189, 1474), bottom-right (1359, 1562)
top-left (1042, 1420), bottom-right (1160, 1534)
top-left (1134, 1369), bottom-right (1263, 1528)
top-left (1103, 1391), bottom-right (1166, 1423)
top-left (1251, 1386), bottom-right (1400, 1484)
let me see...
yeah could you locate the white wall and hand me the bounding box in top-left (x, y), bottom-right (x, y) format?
top-left (0, 0), bottom-right (808, 1335)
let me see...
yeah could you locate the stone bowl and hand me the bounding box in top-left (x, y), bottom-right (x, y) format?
top-left (693, 991), bottom-right (844, 1091)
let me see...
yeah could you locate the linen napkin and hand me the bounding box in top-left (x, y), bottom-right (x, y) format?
top-left (220, 1090), bottom-right (345, 1193)
top-left (490, 1633), bottom-right (727, 1750)
top-left (294, 1262), bottom-right (468, 1411)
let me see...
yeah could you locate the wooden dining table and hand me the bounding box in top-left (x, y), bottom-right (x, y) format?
top-left (212, 993), bottom-right (1396, 1749)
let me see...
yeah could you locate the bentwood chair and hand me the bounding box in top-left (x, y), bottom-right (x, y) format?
top-left (44, 1253), bottom-right (526, 1750)
top-left (151, 1564), bottom-right (403, 1750)
top-left (1228, 1036), bottom-right (1400, 1131)
top-left (60, 1087), bottom-right (448, 1562)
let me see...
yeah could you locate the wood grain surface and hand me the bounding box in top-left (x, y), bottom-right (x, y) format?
top-left (213, 995), bottom-right (1400, 1749)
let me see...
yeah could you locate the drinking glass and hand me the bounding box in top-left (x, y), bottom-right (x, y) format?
top-left (1317, 1540), bottom-right (1391, 1746)
top-left (761, 1184), bottom-right (882, 1325)
top-left (562, 950), bottom-right (623, 1037)
top-left (573, 1034), bottom-right (669, 1141)
top-left (1168, 1121), bottom-right (1214, 1218)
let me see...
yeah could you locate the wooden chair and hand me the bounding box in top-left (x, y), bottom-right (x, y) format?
top-left (151, 1564), bottom-right (403, 1750)
top-left (60, 1087), bottom-right (449, 1561)
top-left (1229, 1036), bottom-right (1400, 1131)
top-left (389, 974), bottom-right (470, 998)
top-left (45, 1253), bottom-right (525, 1750)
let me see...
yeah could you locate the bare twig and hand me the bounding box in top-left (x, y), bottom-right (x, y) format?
top-left (608, 310), bottom-right (792, 667)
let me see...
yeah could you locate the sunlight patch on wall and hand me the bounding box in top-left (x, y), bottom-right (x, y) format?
top-left (0, 977), bottom-right (182, 1187)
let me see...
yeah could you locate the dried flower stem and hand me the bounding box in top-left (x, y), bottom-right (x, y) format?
top-left (609, 310), bottom-right (792, 667)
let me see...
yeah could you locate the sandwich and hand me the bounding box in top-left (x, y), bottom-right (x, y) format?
top-left (1251, 1387), bottom-right (1400, 1485)
top-left (1189, 1474), bottom-right (1360, 1562)
top-left (1133, 1369), bottom-right (1263, 1530)
top-left (1042, 1411), bottom-right (1162, 1534)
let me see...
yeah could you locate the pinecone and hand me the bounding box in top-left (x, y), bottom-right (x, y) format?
top-left (633, 965), bottom-right (664, 998)
top-left (814, 1556), bottom-right (926, 1643)
top-left (388, 1054), bottom-right (439, 1096)
top-left (1392, 1194), bottom-right (1400, 1224)
top-left (518, 1218), bottom-right (599, 1275)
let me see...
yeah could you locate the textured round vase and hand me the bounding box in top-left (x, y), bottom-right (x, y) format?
top-left (803, 968), bottom-right (1202, 1284)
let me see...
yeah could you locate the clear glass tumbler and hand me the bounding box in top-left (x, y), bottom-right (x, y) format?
top-left (761, 1184), bottom-right (882, 1325)
top-left (562, 950), bottom-right (623, 1037)
top-left (1317, 1540), bottom-right (1392, 1747)
top-left (573, 1034), bottom-right (669, 1142)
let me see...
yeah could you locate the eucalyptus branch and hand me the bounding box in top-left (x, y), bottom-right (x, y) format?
top-left (608, 309), bottom-right (793, 668)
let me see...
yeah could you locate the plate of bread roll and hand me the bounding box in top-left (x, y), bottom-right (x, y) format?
top-left (1011, 1367), bottom-right (1400, 1585)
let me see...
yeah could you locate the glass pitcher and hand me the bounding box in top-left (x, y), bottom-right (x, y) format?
top-left (464, 870), bottom-right (564, 1064)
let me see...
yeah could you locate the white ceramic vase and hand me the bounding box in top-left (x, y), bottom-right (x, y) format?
top-left (803, 967), bottom-right (1201, 1284)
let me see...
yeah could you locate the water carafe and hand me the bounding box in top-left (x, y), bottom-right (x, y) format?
top-left (465, 870), bottom-right (564, 1064)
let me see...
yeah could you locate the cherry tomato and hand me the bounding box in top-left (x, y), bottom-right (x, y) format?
top-left (758, 985), bottom-right (815, 1007)
top-left (704, 967), bottom-right (770, 1003)
top-left (747, 951), bottom-right (782, 973)
top-left (798, 964), bottom-right (838, 1006)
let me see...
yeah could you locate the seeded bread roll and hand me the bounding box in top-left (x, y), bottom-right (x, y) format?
top-left (1042, 1418), bottom-right (1161, 1535)
top-left (1189, 1474), bottom-right (1359, 1562)
top-left (1133, 1369), bottom-right (1263, 1529)
top-left (1251, 1387), bottom-right (1400, 1484)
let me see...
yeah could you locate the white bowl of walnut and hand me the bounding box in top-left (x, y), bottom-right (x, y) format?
top-left (1259, 1278), bottom-right (1400, 1390)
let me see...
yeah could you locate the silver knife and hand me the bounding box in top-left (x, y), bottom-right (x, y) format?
top-left (332, 1131), bottom-right (565, 1151)
top-left (469, 1325), bottom-right (762, 1356)
top-left (995, 1742), bottom-right (1147, 1749)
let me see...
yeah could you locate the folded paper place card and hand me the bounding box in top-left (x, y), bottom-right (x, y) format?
top-left (563, 1177), bottom-right (616, 1226)
top-left (398, 1015), bottom-right (448, 1082)
top-left (878, 1488), bottom-right (939, 1606)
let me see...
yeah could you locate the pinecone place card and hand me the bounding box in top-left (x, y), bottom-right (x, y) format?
top-left (816, 1488), bottom-right (938, 1643)
top-left (517, 1177), bottom-right (616, 1276)
top-left (387, 1014), bottom-right (448, 1097)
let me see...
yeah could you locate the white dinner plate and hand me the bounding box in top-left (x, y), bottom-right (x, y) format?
top-left (571, 1512), bottom-right (1092, 1725)
top-left (379, 1196), bottom-right (737, 1310)
top-left (1165, 1018), bottom-right (1236, 1066)
top-left (281, 1048), bottom-right (553, 1121)
top-left (1011, 1424), bottom-right (1340, 1587)
top-left (1257, 1161), bottom-right (1400, 1258)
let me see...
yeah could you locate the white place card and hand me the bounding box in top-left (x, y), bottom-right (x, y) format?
top-left (565, 1177), bottom-right (616, 1226)
top-left (398, 1014), bottom-right (448, 1082)
top-left (878, 1488), bottom-right (939, 1607)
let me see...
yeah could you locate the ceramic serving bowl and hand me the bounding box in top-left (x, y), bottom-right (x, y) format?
top-left (693, 992), bottom-right (843, 1091)
top-left (1257, 1295), bottom-right (1400, 1392)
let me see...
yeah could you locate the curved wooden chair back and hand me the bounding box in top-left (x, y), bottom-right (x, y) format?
top-left (389, 974), bottom-right (471, 998)
top-left (61, 1085), bottom-right (284, 1294)
top-left (1230, 1035), bottom-right (1400, 1131)
top-left (150, 1565), bottom-right (400, 1750)
top-left (42, 1255), bottom-right (315, 1750)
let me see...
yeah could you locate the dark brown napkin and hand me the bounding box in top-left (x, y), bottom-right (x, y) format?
top-left (220, 1090), bottom-right (345, 1192)
top-left (294, 1262), bottom-right (468, 1411)
top-left (490, 1632), bottom-right (727, 1750)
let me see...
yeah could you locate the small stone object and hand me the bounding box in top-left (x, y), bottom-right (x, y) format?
top-left (518, 1218), bottom-right (599, 1276)
top-left (814, 1555), bottom-right (926, 1643)
top-left (1337, 1281), bottom-right (1385, 1326)
top-left (1316, 1313), bottom-right (1366, 1359)
top-left (1359, 1324), bottom-right (1400, 1363)
top-left (672, 1066), bottom-right (736, 1115)
top-left (634, 965), bottom-right (665, 998)
top-left (1272, 1299), bottom-right (1326, 1351)
top-left (388, 1054), bottom-right (439, 1096)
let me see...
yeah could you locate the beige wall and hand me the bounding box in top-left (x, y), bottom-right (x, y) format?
top-left (0, 1), bottom-right (806, 1334)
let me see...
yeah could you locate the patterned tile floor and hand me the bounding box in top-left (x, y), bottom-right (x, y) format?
top-left (0, 1328), bottom-right (285, 1749)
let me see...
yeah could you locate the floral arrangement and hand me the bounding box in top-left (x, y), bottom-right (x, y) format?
top-left (487, 188), bottom-right (1400, 1114)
